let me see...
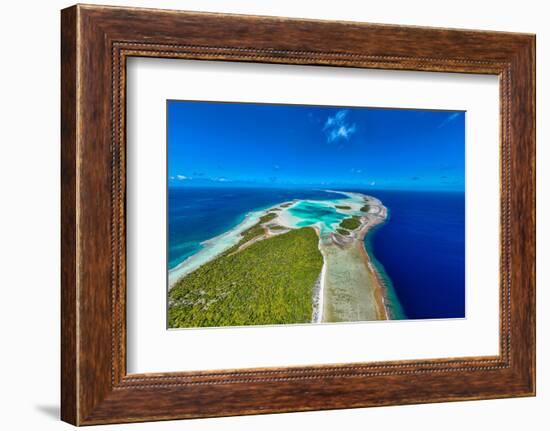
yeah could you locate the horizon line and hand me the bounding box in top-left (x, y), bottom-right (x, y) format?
top-left (167, 183), bottom-right (465, 193)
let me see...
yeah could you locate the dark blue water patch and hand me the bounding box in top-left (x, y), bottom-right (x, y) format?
top-left (357, 189), bottom-right (465, 320)
top-left (168, 187), bottom-right (346, 269)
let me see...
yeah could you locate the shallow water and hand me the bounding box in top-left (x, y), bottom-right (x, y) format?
top-left (282, 194), bottom-right (364, 236)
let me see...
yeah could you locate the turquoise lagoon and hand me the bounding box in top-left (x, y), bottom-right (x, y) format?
top-left (283, 193), bottom-right (366, 236)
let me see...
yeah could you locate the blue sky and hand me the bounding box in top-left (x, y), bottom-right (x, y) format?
top-left (167, 100), bottom-right (465, 191)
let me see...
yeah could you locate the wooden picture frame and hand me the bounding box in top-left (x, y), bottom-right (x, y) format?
top-left (61, 4), bottom-right (535, 425)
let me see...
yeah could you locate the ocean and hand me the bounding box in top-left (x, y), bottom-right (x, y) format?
top-left (363, 189), bottom-right (465, 319)
top-left (168, 186), bottom-right (465, 320)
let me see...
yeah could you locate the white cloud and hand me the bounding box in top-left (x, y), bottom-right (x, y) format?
top-left (437, 112), bottom-right (461, 128)
top-left (323, 110), bottom-right (357, 143)
top-left (217, 177), bottom-right (229, 182)
top-left (324, 110), bottom-right (348, 129)
top-left (176, 174), bottom-right (188, 180)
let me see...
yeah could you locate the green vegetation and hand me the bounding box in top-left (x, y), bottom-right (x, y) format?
top-left (280, 202), bottom-right (293, 208)
top-left (259, 212), bottom-right (277, 223)
top-left (337, 228), bottom-right (350, 236)
top-left (168, 228), bottom-right (323, 328)
top-left (339, 216), bottom-right (361, 231)
top-left (234, 224), bottom-right (264, 248)
top-left (360, 204), bottom-right (370, 212)
top-left (223, 212), bottom-right (279, 256)
top-left (335, 205), bottom-right (351, 210)
top-left (269, 225), bottom-right (287, 231)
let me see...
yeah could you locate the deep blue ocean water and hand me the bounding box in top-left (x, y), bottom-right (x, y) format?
top-left (168, 187), bottom-right (465, 320)
top-left (361, 189), bottom-right (465, 319)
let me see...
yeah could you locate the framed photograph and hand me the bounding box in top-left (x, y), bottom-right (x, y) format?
top-left (165, 101), bottom-right (465, 328)
top-left (61, 4), bottom-right (535, 425)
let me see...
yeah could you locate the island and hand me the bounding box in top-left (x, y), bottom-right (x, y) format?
top-left (168, 191), bottom-right (396, 328)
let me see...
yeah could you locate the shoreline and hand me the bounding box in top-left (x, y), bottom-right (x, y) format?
top-left (355, 211), bottom-right (390, 320)
top-left (168, 208), bottom-right (265, 288)
top-left (355, 194), bottom-right (390, 319)
top-left (319, 193), bottom-right (390, 322)
top-left (362, 220), bottom-right (407, 320)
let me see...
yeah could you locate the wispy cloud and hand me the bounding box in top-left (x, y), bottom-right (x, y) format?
top-left (323, 110), bottom-right (357, 143)
top-left (175, 174), bottom-right (188, 180)
top-left (437, 112), bottom-right (461, 129)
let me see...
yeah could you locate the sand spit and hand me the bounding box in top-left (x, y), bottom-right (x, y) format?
top-left (318, 194), bottom-right (389, 322)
